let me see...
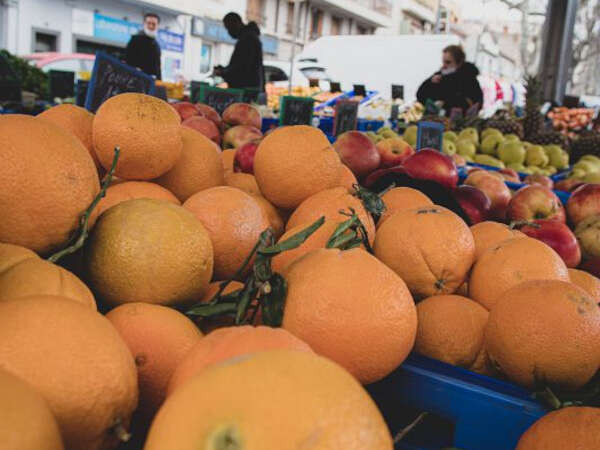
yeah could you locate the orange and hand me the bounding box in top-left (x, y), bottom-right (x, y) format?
top-left (485, 280), bottom-right (600, 390)
top-left (90, 181), bottom-right (180, 224)
top-left (374, 206), bottom-right (475, 299)
top-left (86, 199), bottom-right (213, 307)
top-left (516, 407), bottom-right (600, 450)
top-left (93, 93), bottom-right (182, 180)
top-left (469, 236), bottom-right (569, 310)
top-left (470, 221), bottom-right (524, 261)
top-left (0, 115), bottom-right (100, 255)
top-left (154, 127), bottom-right (224, 202)
top-left (271, 220), bottom-right (340, 273)
top-left (146, 350), bottom-right (393, 450)
top-left (183, 186), bottom-right (269, 280)
top-left (286, 186), bottom-right (376, 244)
top-left (0, 367), bottom-right (64, 450)
top-left (0, 296), bottom-right (137, 450)
top-left (37, 104), bottom-right (99, 170)
top-left (106, 303), bottom-right (202, 420)
top-left (251, 195), bottom-right (285, 240)
top-left (282, 248), bottom-right (417, 384)
top-left (167, 326), bottom-right (311, 395)
top-left (0, 243), bottom-right (95, 309)
top-left (254, 125), bottom-right (342, 209)
top-left (569, 268), bottom-right (600, 301)
top-left (338, 163), bottom-right (358, 192)
top-left (225, 172), bottom-right (262, 196)
top-left (378, 187), bottom-right (433, 228)
top-left (221, 148), bottom-right (236, 175)
top-left (415, 295), bottom-right (489, 373)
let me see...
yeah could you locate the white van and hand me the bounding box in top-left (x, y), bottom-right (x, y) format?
top-left (297, 35), bottom-right (461, 101)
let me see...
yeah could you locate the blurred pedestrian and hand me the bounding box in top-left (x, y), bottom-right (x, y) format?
top-left (125, 13), bottom-right (162, 80)
top-left (417, 45), bottom-right (483, 116)
top-left (214, 12), bottom-right (264, 90)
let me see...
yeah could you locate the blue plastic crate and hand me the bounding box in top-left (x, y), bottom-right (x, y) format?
top-left (313, 89), bottom-right (378, 112)
top-left (368, 354), bottom-right (547, 450)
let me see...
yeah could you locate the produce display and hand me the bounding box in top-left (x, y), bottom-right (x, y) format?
top-left (2, 92), bottom-right (600, 450)
top-left (359, 97), bottom-right (424, 122)
top-left (265, 83), bottom-right (322, 112)
top-left (548, 106), bottom-right (595, 135)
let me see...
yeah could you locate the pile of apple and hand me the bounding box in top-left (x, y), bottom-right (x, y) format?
top-left (333, 129), bottom-right (600, 276)
top-left (171, 101), bottom-right (263, 149)
top-left (557, 155), bottom-right (600, 193)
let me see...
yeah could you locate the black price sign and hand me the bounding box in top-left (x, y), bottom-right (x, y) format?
top-left (391, 84), bottom-right (404, 100)
top-left (199, 86), bottom-right (244, 115)
top-left (353, 84), bottom-right (367, 97)
top-left (190, 80), bottom-right (209, 103)
top-left (330, 81), bottom-right (341, 93)
top-left (154, 85), bottom-right (168, 101)
top-left (309, 78), bottom-right (319, 88)
top-left (416, 121), bottom-right (445, 152)
top-left (48, 70), bottom-right (75, 100)
top-left (75, 80), bottom-right (89, 107)
top-left (243, 87), bottom-right (262, 104)
top-left (85, 51), bottom-right (155, 113)
top-left (390, 104), bottom-right (400, 121)
top-left (334, 100), bottom-right (359, 136)
top-left (279, 95), bottom-right (315, 126)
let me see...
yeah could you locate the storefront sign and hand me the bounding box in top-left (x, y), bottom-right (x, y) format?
top-left (93, 14), bottom-right (184, 53)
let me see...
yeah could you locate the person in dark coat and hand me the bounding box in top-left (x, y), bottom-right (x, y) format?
top-left (417, 45), bottom-right (483, 116)
top-left (214, 12), bottom-right (264, 90)
top-left (125, 13), bottom-right (162, 80)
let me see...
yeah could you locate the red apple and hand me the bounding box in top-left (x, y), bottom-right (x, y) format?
top-left (234, 141), bottom-right (260, 174)
top-left (507, 185), bottom-right (565, 223)
top-left (362, 165), bottom-right (407, 188)
top-left (222, 103), bottom-right (261, 129)
top-left (403, 149), bottom-right (458, 190)
top-left (499, 168), bottom-right (520, 183)
top-left (171, 102), bottom-right (200, 121)
top-left (555, 178), bottom-right (585, 193)
top-left (375, 137), bottom-right (415, 168)
top-left (519, 219), bottom-right (581, 268)
top-left (223, 125), bottom-right (263, 149)
top-left (452, 185), bottom-right (491, 225)
top-left (464, 170), bottom-right (512, 221)
top-left (195, 103), bottom-right (223, 130)
top-left (334, 131), bottom-right (381, 178)
top-left (524, 173), bottom-right (554, 190)
top-left (182, 116), bottom-right (221, 145)
top-left (567, 183), bottom-right (600, 226)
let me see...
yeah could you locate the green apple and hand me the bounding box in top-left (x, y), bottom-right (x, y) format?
top-left (544, 145), bottom-right (570, 169)
top-left (442, 139), bottom-right (457, 156)
top-left (507, 162), bottom-right (526, 172)
top-left (569, 168), bottom-right (586, 179)
top-left (522, 141), bottom-right (534, 150)
top-left (529, 166), bottom-right (545, 175)
top-left (480, 134), bottom-right (504, 156)
top-left (573, 160), bottom-right (599, 174)
top-left (456, 139), bottom-right (477, 158)
top-left (584, 172), bottom-right (600, 183)
top-left (521, 166), bottom-right (534, 174)
top-left (504, 134), bottom-right (520, 142)
top-left (525, 145), bottom-right (549, 167)
top-left (464, 155), bottom-right (474, 163)
top-left (580, 155), bottom-right (600, 163)
top-left (498, 141), bottom-right (526, 165)
top-left (458, 127), bottom-right (479, 146)
top-left (474, 154), bottom-right (505, 168)
top-left (444, 131), bottom-right (458, 142)
top-left (365, 131), bottom-right (378, 143)
top-left (545, 166), bottom-right (557, 175)
top-left (481, 128), bottom-right (502, 140)
top-left (403, 125), bottom-right (418, 147)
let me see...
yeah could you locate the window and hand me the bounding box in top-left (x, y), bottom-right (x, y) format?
top-left (264, 65), bottom-right (288, 83)
top-left (34, 32), bottom-right (57, 53)
top-left (286, 1), bottom-right (295, 34)
top-left (200, 43), bottom-right (212, 74)
top-left (331, 17), bottom-right (342, 36)
top-left (357, 25), bottom-right (368, 35)
top-left (310, 9), bottom-right (324, 40)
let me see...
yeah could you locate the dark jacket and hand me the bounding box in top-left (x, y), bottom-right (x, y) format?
top-left (125, 32), bottom-right (162, 80)
top-left (222, 22), bottom-right (264, 90)
top-left (417, 62), bottom-right (483, 115)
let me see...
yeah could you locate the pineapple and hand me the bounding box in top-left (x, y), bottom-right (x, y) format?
top-left (571, 131), bottom-right (600, 163)
top-left (523, 75), bottom-right (544, 140)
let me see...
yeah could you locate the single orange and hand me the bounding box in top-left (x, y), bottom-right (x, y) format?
top-left (378, 187), bottom-right (433, 228)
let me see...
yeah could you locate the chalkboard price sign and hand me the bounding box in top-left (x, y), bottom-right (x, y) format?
top-left (333, 100), bottom-right (359, 136)
top-left (309, 78), bottom-right (319, 88)
top-left (279, 96), bottom-right (315, 126)
top-left (190, 80), bottom-right (209, 103)
top-left (390, 104), bottom-right (400, 121)
top-left (330, 81), bottom-right (341, 93)
top-left (353, 84), bottom-right (367, 97)
top-left (416, 121), bottom-right (445, 152)
top-left (76, 80), bottom-right (89, 107)
top-left (199, 86), bottom-right (244, 115)
top-left (243, 87), bottom-right (262, 104)
top-left (85, 51), bottom-right (155, 113)
top-left (391, 84), bottom-right (404, 100)
top-left (48, 70), bottom-right (75, 100)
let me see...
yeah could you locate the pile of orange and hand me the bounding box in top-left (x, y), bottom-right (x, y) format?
top-left (1, 94), bottom-right (600, 448)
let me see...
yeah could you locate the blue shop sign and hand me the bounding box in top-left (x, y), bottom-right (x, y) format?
top-left (93, 14), bottom-right (184, 53)
top-left (192, 17), bottom-right (278, 54)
